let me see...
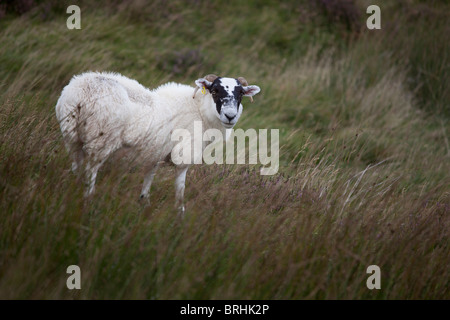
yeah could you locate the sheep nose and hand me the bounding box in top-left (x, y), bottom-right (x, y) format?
top-left (225, 113), bottom-right (236, 121)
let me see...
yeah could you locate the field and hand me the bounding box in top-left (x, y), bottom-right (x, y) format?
top-left (0, 0), bottom-right (448, 299)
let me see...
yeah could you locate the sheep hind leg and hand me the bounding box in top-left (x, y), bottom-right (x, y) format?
top-left (139, 163), bottom-right (160, 206)
top-left (174, 165), bottom-right (189, 218)
top-left (82, 140), bottom-right (120, 197)
top-left (71, 147), bottom-right (85, 174)
top-left (84, 161), bottom-right (103, 197)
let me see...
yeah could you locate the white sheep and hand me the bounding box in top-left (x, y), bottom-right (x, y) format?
top-left (55, 72), bottom-right (260, 215)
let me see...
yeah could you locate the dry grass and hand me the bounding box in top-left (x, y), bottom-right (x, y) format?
top-left (0, 0), bottom-right (448, 299)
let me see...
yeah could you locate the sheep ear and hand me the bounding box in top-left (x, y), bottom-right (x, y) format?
top-left (243, 85), bottom-right (261, 97)
top-left (195, 78), bottom-right (213, 90)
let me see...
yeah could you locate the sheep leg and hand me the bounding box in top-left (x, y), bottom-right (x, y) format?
top-left (174, 165), bottom-right (189, 217)
top-left (139, 163), bottom-right (159, 203)
top-left (71, 147), bottom-right (85, 173)
top-left (84, 161), bottom-right (102, 197)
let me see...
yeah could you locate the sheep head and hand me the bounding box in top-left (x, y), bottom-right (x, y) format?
top-left (193, 74), bottom-right (261, 129)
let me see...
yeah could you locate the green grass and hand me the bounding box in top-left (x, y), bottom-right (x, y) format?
top-left (0, 0), bottom-right (449, 299)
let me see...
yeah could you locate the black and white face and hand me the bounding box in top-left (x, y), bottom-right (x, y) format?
top-left (195, 77), bottom-right (261, 128)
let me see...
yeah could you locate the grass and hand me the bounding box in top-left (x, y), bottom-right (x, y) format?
top-left (0, 0), bottom-right (449, 299)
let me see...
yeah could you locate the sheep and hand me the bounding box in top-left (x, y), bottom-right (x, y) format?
top-left (55, 71), bottom-right (261, 215)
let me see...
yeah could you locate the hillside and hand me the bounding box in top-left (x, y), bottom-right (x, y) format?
top-left (0, 0), bottom-right (448, 299)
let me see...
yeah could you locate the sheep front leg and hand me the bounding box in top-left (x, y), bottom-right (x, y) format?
top-left (139, 163), bottom-right (159, 205)
top-left (174, 165), bottom-right (189, 218)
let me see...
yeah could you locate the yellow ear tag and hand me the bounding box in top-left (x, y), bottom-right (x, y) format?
top-left (201, 86), bottom-right (206, 94)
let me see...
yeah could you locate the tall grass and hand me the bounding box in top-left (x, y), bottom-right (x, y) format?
top-left (0, 0), bottom-right (448, 299)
